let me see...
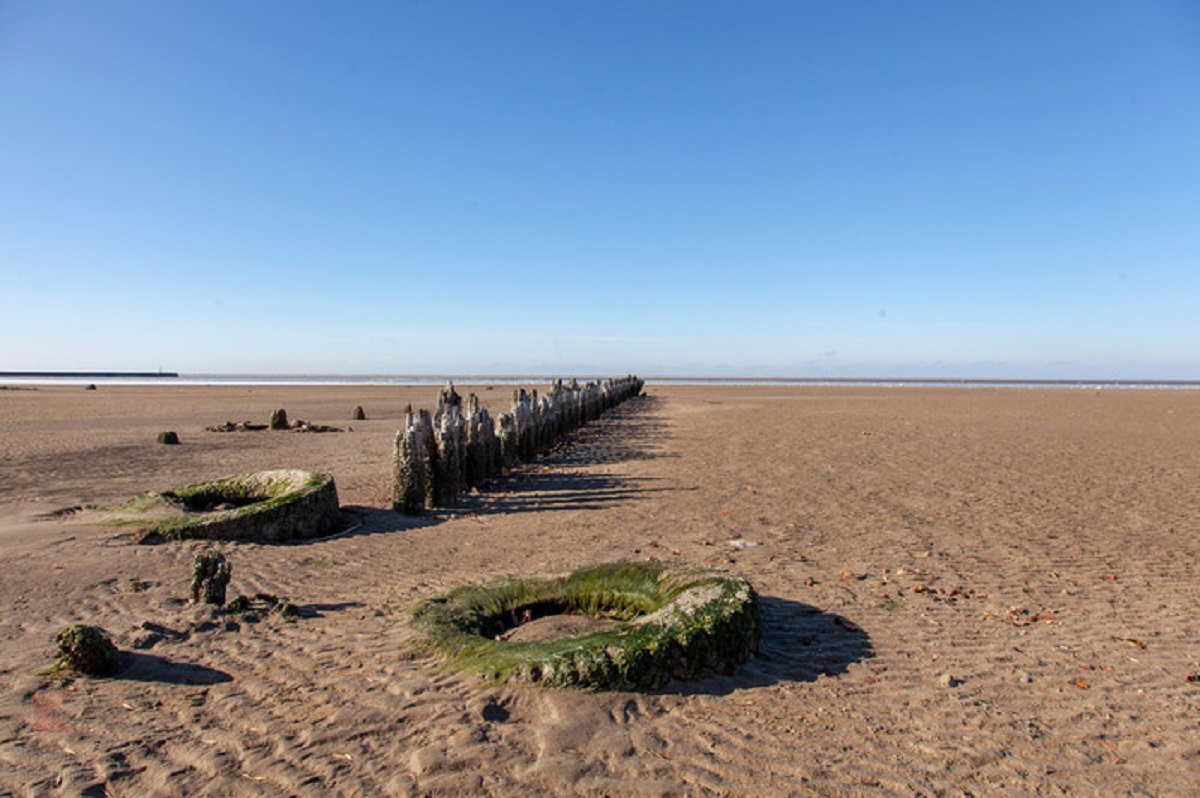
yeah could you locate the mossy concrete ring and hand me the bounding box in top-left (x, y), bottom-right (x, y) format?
top-left (112, 469), bottom-right (340, 542)
top-left (410, 562), bottom-right (760, 690)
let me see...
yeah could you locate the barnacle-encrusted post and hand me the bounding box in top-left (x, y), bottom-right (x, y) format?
top-left (417, 408), bottom-right (439, 508)
top-left (434, 402), bottom-right (465, 507)
top-left (465, 394), bottom-right (497, 486)
top-left (498, 411), bottom-right (519, 469)
top-left (392, 405), bottom-right (427, 515)
top-left (435, 380), bottom-right (462, 422)
top-left (514, 389), bottom-right (535, 461)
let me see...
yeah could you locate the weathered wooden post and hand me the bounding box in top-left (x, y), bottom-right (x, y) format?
top-left (433, 403), bottom-right (465, 507)
top-left (498, 411), bottom-right (519, 469)
top-left (573, 380), bottom-right (584, 430)
top-left (392, 405), bottom-right (427, 515)
top-left (464, 394), bottom-right (481, 486)
top-left (418, 409), bottom-right (439, 509)
top-left (465, 394), bottom-right (498, 486)
top-left (541, 393), bottom-right (556, 453)
top-left (514, 389), bottom-right (535, 462)
top-left (565, 381), bottom-right (576, 433)
top-left (436, 380), bottom-right (462, 422)
top-left (546, 379), bottom-right (564, 440)
top-left (589, 380), bottom-right (602, 420)
top-left (485, 408), bottom-right (501, 476)
top-left (530, 391), bottom-right (542, 456)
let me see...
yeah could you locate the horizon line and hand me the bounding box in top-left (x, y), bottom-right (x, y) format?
top-left (4, 371), bottom-right (1199, 387)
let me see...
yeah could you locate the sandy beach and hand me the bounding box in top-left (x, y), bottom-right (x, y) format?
top-left (2, 382), bottom-right (1199, 796)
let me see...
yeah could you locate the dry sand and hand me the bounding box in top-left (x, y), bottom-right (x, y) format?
top-left (1, 382), bottom-right (1199, 796)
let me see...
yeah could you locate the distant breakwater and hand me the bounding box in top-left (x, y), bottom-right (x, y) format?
top-left (392, 376), bottom-right (644, 514)
top-left (0, 371), bottom-right (179, 379)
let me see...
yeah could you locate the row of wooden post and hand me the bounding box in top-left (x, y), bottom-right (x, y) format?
top-left (391, 376), bottom-right (644, 515)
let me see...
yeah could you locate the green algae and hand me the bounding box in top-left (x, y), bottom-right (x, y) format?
top-left (410, 562), bottom-right (760, 691)
top-left (106, 470), bottom-right (340, 542)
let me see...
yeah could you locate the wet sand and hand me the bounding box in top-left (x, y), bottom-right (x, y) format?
top-left (2, 383), bottom-right (1199, 795)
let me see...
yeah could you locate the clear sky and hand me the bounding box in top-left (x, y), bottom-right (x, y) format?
top-left (3, 1), bottom-right (1198, 378)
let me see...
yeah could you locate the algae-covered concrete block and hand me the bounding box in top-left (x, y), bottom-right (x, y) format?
top-left (109, 470), bottom-right (341, 542)
top-left (410, 561), bottom-right (760, 690)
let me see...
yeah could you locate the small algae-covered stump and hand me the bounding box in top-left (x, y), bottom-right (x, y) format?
top-left (156, 431), bottom-right (180, 445)
top-left (352, 405), bottom-right (366, 420)
top-left (410, 562), bottom-right (761, 690)
top-left (269, 408), bottom-right (289, 430)
top-left (55, 625), bottom-right (117, 676)
top-left (111, 469), bottom-right (340, 542)
top-left (191, 549), bottom-right (231, 605)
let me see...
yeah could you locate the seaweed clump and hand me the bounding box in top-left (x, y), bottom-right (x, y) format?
top-left (55, 625), bottom-right (118, 676)
top-left (222, 592), bottom-right (300, 621)
top-left (411, 562), bottom-right (760, 690)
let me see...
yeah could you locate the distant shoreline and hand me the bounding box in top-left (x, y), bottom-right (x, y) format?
top-left (0, 372), bottom-right (1197, 389)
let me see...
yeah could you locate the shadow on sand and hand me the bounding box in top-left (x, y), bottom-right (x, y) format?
top-left (538, 394), bottom-right (676, 468)
top-left (115, 652), bottom-right (233, 685)
top-left (458, 393), bottom-right (677, 516)
top-left (460, 472), bottom-right (677, 516)
top-left (296, 601), bottom-right (365, 619)
top-left (662, 595), bottom-right (874, 696)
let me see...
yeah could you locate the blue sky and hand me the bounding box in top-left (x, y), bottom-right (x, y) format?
top-left (3, 1), bottom-right (1198, 378)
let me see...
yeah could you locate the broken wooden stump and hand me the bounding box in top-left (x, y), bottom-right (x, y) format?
top-left (191, 550), bottom-right (231, 606)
